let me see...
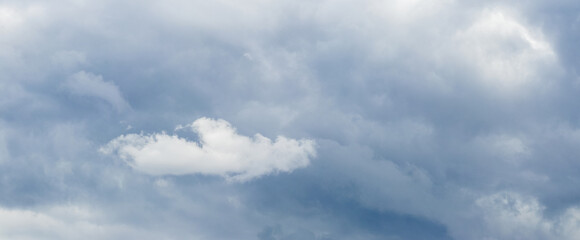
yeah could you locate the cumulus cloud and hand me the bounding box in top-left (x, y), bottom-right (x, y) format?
top-left (63, 71), bottom-right (130, 112)
top-left (101, 117), bottom-right (316, 181)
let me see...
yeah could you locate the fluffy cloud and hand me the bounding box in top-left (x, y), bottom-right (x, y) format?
top-left (101, 117), bottom-right (316, 182)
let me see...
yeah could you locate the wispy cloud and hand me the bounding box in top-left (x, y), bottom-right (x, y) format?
top-left (63, 71), bottom-right (130, 112)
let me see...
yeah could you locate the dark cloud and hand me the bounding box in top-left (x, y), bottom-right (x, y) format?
top-left (1, 0), bottom-right (580, 239)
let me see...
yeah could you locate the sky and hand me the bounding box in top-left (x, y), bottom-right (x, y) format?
top-left (1, 0), bottom-right (580, 239)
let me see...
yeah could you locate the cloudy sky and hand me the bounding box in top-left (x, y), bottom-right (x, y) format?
top-left (2, 0), bottom-right (580, 239)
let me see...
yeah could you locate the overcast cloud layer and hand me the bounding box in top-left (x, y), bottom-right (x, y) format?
top-left (2, 0), bottom-right (580, 239)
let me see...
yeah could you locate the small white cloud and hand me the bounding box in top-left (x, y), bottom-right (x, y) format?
top-left (63, 71), bottom-right (130, 112)
top-left (101, 117), bottom-right (316, 182)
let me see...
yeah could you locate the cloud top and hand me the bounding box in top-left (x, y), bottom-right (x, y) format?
top-left (101, 117), bottom-right (316, 182)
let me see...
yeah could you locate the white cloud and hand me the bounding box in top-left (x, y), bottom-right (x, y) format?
top-left (455, 9), bottom-right (558, 93)
top-left (63, 71), bottom-right (130, 112)
top-left (101, 117), bottom-right (316, 182)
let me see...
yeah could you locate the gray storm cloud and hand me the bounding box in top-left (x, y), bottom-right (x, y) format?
top-left (63, 71), bottom-right (130, 112)
top-left (1, 0), bottom-right (580, 239)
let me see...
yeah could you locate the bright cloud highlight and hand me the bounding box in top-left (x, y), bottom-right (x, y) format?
top-left (101, 117), bottom-right (316, 182)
